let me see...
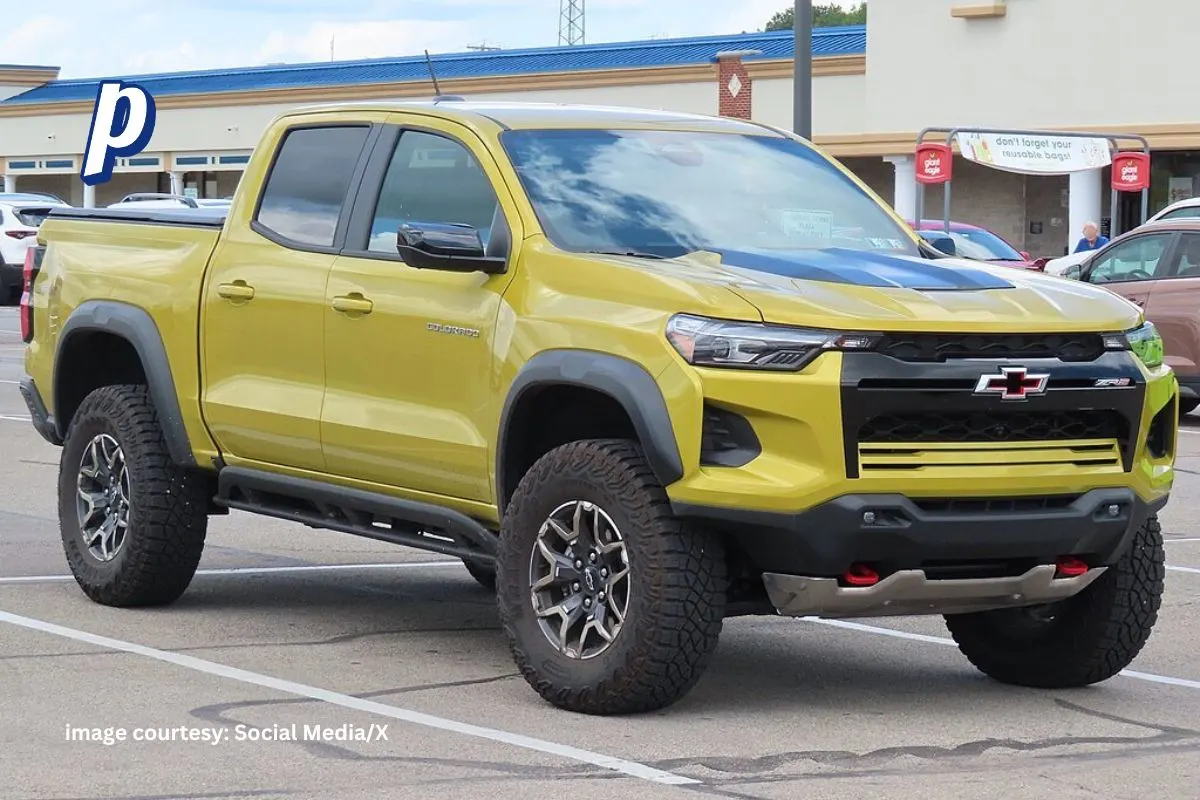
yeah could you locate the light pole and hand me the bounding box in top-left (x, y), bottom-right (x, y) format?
top-left (793, 0), bottom-right (812, 139)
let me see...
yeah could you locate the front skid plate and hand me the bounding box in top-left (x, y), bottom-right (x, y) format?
top-left (762, 565), bottom-right (1107, 618)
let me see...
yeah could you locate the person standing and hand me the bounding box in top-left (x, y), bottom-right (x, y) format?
top-left (1074, 221), bottom-right (1109, 253)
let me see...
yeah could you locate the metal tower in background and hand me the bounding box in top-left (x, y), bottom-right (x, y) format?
top-left (559, 0), bottom-right (585, 46)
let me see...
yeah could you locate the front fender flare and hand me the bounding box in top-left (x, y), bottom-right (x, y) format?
top-left (497, 350), bottom-right (685, 514)
top-left (55, 300), bottom-right (196, 467)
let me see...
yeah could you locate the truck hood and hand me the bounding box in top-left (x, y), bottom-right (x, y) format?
top-left (635, 247), bottom-right (1142, 333)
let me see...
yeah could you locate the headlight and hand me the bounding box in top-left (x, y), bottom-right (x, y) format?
top-left (1104, 321), bottom-right (1164, 369)
top-left (665, 314), bottom-right (878, 371)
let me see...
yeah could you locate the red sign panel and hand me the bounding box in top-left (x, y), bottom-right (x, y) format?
top-left (1112, 152), bottom-right (1150, 192)
top-left (915, 143), bottom-right (953, 184)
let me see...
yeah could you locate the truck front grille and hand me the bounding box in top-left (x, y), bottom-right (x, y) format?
top-left (839, 349), bottom-right (1146, 478)
top-left (859, 409), bottom-right (1127, 444)
top-left (857, 440), bottom-right (1123, 473)
top-left (855, 410), bottom-right (1127, 474)
top-left (873, 332), bottom-right (1107, 363)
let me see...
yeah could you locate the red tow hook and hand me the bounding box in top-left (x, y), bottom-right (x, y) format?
top-left (843, 563), bottom-right (880, 587)
top-left (1055, 556), bottom-right (1089, 578)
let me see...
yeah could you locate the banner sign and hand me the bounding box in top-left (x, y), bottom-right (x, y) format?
top-left (958, 132), bottom-right (1112, 175)
top-left (1112, 152), bottom-right (1151, 192)
top-left (915, 143), bottom-right (952, 184)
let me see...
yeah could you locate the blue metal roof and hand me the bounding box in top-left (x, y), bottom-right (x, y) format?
top-left (1, 26), bottom-right (865, 106)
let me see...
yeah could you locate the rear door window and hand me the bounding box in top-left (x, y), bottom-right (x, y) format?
top-left (255, 125), bottom-right (371, 248)
top-left (14, 207), bottom-right (52, 227)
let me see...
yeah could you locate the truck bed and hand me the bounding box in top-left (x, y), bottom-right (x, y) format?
top-left (47, 206), bottom-right (228, 228)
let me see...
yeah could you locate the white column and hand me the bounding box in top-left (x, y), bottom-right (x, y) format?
top-left (884, 155), bottom-right (917, 222)
top-left (3, 175), bottom-right (14, 193)
top-left (1068, 168), bottom-right (1103, 253)
top-left (169, 171), bottom-right (183, 195)
top-left (83, 182), bottom-right (96, 208)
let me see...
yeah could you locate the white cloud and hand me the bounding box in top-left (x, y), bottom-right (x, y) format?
top-left (257, 19), bottom-right (470, 65)
top-left (7, 0), bottom-right (845, 79)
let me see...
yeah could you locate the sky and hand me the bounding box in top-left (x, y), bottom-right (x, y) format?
top-left (0, 0), bottom-right (821, 80)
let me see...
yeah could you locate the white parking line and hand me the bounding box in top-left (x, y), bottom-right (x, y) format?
top-left (0, 414), bottom-right (30, 422)
top-left (1169, 565), bottom-right (1200, 575)
top-left (1166, 538), bottom-right (1200, 544)
top-left (0, 609), bottom-right (698, 786)
top-left (0, 379), bottom-right (20, 385)
top-left (0, 560), bottom-right (465, 585)
top-left (801, 617), bottom-right (1200, 690)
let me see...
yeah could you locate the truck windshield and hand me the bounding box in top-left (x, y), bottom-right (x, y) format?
top-left (499, 128), bottom-right (919, 260)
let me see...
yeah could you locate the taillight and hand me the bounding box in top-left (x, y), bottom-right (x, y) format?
top-left (20, 245), bottom-right (43, 343)
top-left (6, 229), bottom-right (37, 239)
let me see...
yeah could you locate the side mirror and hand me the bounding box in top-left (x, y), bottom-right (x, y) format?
top-left (1032, 257), bottom-right (1049, 271)
top-left (396, 222), bottom-right (506, 274)
top-left (929, 236), bottom-right (956, 256)
top-left (1062, 264), bottom-right (1083, 280)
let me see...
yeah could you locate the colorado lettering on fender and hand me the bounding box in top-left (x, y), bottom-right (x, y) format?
top-left (80, 80), bottom-right (157, 186)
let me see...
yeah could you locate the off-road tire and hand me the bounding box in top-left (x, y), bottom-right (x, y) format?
top-left (463, 558), bottom-right (497, 591)
top-left (58, 384), bottom-right (210, 607)
top-left (497, 438), bottom-right (726, 715)
top-left (944, 514), bottom-right (1165, 688)
top-left (1179, 397), bottom-right (1199, 417)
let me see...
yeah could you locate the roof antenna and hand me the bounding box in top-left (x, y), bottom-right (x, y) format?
top-left (424, 50), bottom-right (443, 95)
top-left (425, 49), bottom-right (464, 102)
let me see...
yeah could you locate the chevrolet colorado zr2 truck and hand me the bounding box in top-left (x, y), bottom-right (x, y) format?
top-left (18, 101), bottom-right (1176, 715)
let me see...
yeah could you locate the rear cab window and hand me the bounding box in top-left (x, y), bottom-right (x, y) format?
top-left (253, 125), bottom-right (373, 250)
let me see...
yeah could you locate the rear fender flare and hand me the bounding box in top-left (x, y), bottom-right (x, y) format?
top-left (54, 300), bottom-right (195, 466)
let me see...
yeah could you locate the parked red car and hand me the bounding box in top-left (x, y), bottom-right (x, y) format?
top-left (910, 219), bottom-right (1045, 270)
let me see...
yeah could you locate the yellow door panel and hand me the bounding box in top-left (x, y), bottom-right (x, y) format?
top-left (202, 241), bottom-right (334, 472)
top-left (320, 115), bottom-right (524, 502)
top-left (201, 120), bottom-right (380, 472)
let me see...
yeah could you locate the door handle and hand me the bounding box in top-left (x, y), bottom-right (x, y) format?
top-left (217, 281), bottom-right (255, 301)
top-left (331, 293), bottom-right (373, 315)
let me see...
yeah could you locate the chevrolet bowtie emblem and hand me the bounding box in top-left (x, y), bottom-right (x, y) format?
top-left (974, 366), bottom-right (1049, 400)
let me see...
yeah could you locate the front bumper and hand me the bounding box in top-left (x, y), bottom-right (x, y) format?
top-left (677, 487), bottom-right (1165, 617)
top-left (676, 487), bottom-right (1162, 578)
top-left (19, 376), bottom-right (63, 446)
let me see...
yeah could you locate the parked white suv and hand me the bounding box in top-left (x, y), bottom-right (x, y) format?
top-left (0, 193), bottom-right (69, 304)
top-left (1145, 196), bottom-right (1200, 223)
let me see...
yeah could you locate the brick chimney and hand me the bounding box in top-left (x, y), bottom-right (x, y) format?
top-left (715, 51), bottom-right (756, 119)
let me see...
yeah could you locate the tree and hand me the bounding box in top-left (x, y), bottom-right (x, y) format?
top-left (766, 2), bottom-right (867, 31)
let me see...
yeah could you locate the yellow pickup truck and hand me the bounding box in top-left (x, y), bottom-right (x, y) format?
top-left (18, 100), bottom-right (1176, 715)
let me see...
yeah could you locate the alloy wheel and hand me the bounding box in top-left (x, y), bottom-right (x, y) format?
top-left (76, 433), bottom-right (130, 562)
top-left (528, 500), bottom-right (631, 659)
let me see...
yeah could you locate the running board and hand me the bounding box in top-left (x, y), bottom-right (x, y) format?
top-left (214, 467), bottom-right (497, 564)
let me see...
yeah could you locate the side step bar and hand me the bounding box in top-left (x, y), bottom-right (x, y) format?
top-left (214, 467), bottom-right (497, 564)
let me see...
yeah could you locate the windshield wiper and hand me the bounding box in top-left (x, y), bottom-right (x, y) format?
top-left (582, 249), bottom-right (669, 260)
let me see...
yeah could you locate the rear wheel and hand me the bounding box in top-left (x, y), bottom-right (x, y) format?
top-left (58, 384), bottom-right (211, 607)
top-left (1179, 397), bottom-right (1199, 416)
top-left (497, 439), bottom-right (726, 715)
top-left (944, 514), bottom-right (1165, 688)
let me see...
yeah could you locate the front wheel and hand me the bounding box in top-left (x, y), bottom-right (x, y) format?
top-left (497, 439), bottom-right (726, 715)
top-left (944, 514), bottom-right (1165, 688)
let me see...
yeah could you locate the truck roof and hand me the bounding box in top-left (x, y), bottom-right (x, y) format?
top-left (277, 99), bottom-right (788, 135)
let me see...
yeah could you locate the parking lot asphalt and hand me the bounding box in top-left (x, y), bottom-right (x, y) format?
top-left (1, 304), bottom-right (1199, 800)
